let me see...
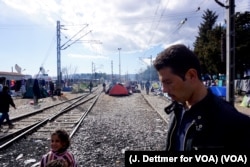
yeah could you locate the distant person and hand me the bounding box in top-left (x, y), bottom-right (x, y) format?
top-left (40, 129), bottom-right (78, 167)
top-left (49, 81), bottom-right (55, 97)
top-left (33, 79), bottom-right (41, 105)
top-left (153, 44), bottom-right (250, 151)
top-left (145, 80), bottom-right (150, 95)
top-left (0, 86), bottom-right (16, 130)
top-left (20, 83), bottom-right (26, 96)
top-left (88, 81), bottom-right (93, 93)
top-left (102, 82), bottom-right (106, 93)
top-left (140, 81), bottom-right (144, 90)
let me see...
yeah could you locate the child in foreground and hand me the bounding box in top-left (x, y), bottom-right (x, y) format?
top-left (40, 129), bottom-right (78, 167)
top-left (46, 159), bottom-right (68, 167)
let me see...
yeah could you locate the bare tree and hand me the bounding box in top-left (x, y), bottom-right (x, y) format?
top-left (62, 65), bottom-right (78, 86)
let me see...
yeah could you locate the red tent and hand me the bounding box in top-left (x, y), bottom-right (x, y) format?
top-left (109, 84), bottom-right (129, 96)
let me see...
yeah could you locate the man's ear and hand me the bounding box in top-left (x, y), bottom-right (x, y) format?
top-left (185, 69), bottom-right (198, 80)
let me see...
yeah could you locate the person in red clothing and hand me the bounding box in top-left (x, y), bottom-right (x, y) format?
top-left (0, 86), bottom-right (16, 130)
top-left (40, 129), bottom-right (78, 167)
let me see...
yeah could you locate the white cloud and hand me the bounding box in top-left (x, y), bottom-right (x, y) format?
top-left (1, 0), bottom-right (249, 76)
top-left (67, 53), bottom-right (109, 60)
top-left (3, 0), bottom-right (247, 54)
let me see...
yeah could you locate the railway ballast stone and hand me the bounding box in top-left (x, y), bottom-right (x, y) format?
top-left (70, 92), bottom-right (170, 166)
top-left (1, 89), bottom-right (249, 166)
top-left (0, 90), bottom-right (171, 167)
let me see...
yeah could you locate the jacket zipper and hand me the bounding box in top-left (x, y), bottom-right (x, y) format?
top-left (182, 120), bottom-right (196, 150)
top-left (167, 116), bottom-right (177, 151)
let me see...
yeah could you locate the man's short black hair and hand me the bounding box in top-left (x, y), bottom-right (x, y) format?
top-left (2, 86), bottom-right (9, 92)
top-left (153, 44), bottom-right (202, 80)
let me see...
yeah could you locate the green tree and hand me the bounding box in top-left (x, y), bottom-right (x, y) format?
top-left (235, 11), bottom-right (250, 78)
top-left (193, 9), bottom-right (222, 75)
top-left (194, 10), bottom-right (250, 78)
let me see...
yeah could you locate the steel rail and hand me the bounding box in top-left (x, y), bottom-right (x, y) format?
top-left (0, 91), bottom-right (101, 150)
top-left (70, 92), bottom-right (102, 138)
top-left (4, 94), bottom-right (86, 123)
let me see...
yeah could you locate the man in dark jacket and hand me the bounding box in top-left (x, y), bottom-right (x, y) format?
top-left (153, 44), bottom-right (250, 151)
top-left (89, 81), bottom-right (93, 93)
top-left (0, 86), bottom-right (16, 130)
top-left (145, 80), bottom-right (150, 95)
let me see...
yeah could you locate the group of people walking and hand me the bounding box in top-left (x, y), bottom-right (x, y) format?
top-left (138, 80), bottom-right (152, 95)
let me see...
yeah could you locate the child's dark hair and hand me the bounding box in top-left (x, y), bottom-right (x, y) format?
top-left (51, 129), bottom-right (70, 151)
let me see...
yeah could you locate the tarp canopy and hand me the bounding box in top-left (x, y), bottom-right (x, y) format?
top-left (210, 86), bottom-right (226, 97)
top-left (240, 95), bottom-right (250, 108)
top-left (109, 83), bottom-right (129, 96)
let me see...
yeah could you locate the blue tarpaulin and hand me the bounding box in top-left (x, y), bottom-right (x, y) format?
top-left (210, 86), bottom-right (226, 97)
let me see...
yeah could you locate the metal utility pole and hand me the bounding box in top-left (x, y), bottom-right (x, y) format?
top-left (214, 0), bottom-right (235, 105)
top-left (226, 0), bottom-right (235, 105)
top-left (118, 48), bottom-right (122, 82)
top-left (56, 21), bottom-right (91, 89)
top-left (111, 60), bottom-right (113, 83)
top-left (56, 21), bottom-right (62, 89)
top-left (149, 55), bottom-right (152, 83)
top-left (92, 62), bottom-right (94, 80)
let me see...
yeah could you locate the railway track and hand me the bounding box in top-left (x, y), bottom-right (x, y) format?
top-left (0, 88), bottom-right (102, 150)
top-left (0, 88), bottom-right (170, 166)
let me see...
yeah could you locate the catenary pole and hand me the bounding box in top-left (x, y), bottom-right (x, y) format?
top-left (118, 48), bottom-right (122, 82)
top-left (214, 0), bottom-right (235, 105)
top-left (226, 0), bottom-right (235, 105)
top-left (56, 21), bottom-right (62, 89)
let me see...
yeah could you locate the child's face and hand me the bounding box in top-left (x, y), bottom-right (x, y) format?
top-left (50, 134), bottom-right (65, 152)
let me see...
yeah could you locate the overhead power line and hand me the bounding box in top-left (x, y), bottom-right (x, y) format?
top-left (61, 30), bottom-right (92, 50)
top-left (60, 24), bottom-right (89, 49)
top-left (215, 0), bottom-right (229, 9)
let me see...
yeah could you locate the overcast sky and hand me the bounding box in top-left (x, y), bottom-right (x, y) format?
top-left (0, 0), bottom-right (249, 77)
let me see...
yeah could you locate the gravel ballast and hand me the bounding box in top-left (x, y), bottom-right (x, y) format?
top-left (71, 93), bottom-right (169, 166)
top-left (0, 91), bottom-right (171, 167)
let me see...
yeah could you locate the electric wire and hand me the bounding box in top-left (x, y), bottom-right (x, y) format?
top-left (143, 0), bottom-right (210, 58)
top-left (60, 24), bottom-right (89, 49)
top-left (35, 34), bottom-right (56, 78)
top-left (140, 0), bottom-right (169, 61)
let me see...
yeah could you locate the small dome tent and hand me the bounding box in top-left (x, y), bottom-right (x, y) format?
top-left (109, 83), bottom-right (129, 96)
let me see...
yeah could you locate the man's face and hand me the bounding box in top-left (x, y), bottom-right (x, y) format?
top-left (158, 67), bottom-right (191, 103)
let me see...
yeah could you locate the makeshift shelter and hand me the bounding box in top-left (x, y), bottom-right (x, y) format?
top-left (23, 78), bottom-right (49, 98)
top-left (240, 95), bottom-right (250, 108)
top-left (210, 86), bottom-right (226, 97)
top-left (109, 83), bottom-right (129, 96)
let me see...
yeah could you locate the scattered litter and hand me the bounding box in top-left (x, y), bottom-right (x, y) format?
top-left (16, 153), bottom-right (23, 160)
top-left (24, 159), bottom-right (36, 165)
top-left (34, 139), bottom-right (43, 144)
top-left (121, 147), bottom-right (130, 154)
top-left (30, 162), bottom-right (40, 167)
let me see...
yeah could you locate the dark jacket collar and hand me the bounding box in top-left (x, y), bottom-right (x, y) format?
top-left (164, 89), bottom-right (213, 115)
top-left (164, 101), bottom-right (183, 114)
